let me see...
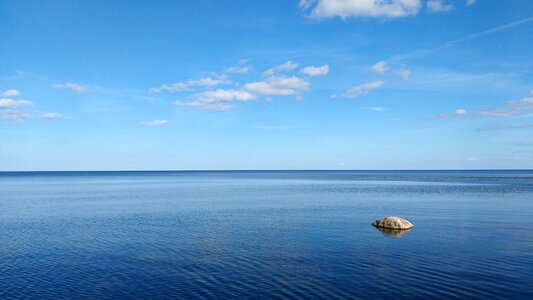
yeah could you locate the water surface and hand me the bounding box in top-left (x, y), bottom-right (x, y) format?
top-left (1, 170), bottom-right (532, 299)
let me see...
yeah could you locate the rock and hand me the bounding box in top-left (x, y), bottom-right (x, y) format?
top-left (372, 216), bottom-right (413, 230)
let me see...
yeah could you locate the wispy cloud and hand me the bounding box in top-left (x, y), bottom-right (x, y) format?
top-left (371, 61), bottom-right (388, 74)
top-left (175, 89), bottom-right (257, 112)
top-left (466, 0), bottom-right (476, 6)
top-left (343, 81), bottom-right (386, 98)
top-left (1, 89), bottom-right (21, 97)
top-left (397, 67), bottom-right (412, 80)
top-left (225, 66), bottom-right (251, 74)
top-left (53, 82), bottom-right (89, 93)
top-left (391, 16), bottom-right (533, 62)
top-left (245, 76), bottom-right (310, 96)
top-left (427, 0), bottom-right (454, 13)
top-left (301, 0), bottom-right (422, 19)
top-left (301, 64), bottom-right (329, 76)
top-left (170, 61), bottom-right (324, 111)
top-left (149, 75), bottom-right (231, 93)
top-left (427, 108), bottom-right (468, 120)
top-left (477, 124), bottom-right (533, 132)
top-left (41, 112), bottom-right (67, 120)
top-left (140, 120), bottom-right (169, 126)
top-left (1, 109), bottom-right (31, 122)
top-left (0, 90), bottom-right (33, 122)
top-left (370, 106), bottom-right (386, 112)
top-left (262, 61), bottom-right (299, 77)
top-left (0, 98), bottom-right (33, 109)
top-left (479, 94), bottom-right (533, 118)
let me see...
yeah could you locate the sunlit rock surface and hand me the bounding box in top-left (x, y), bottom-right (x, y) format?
top-left (372, 216), bottom-right (413, 230)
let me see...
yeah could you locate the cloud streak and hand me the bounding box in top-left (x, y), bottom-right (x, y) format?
top-left (343, 81), bottom-right (386, 98)
top-left (53, 82), bottom-right (89, 93)
top-left (301, 64), bottom-right (329, 76)
top-left (427, 0), bottom-right (454, 13)
top-left (2, 89), bottom-right (21, 97)
top-left (149, 75), bottom-right (231, 93)
top-left (41, 112), bottom-right (67, 120)
top-left (140, 120), bottom-right (169, 126)
top-left (479, 94), bottom-right (533, 118)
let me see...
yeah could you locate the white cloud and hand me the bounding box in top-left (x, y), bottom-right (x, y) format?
top-left (0, 98), bottom-right (33, 109)
top-left (466, 0), bottom-right (476, 6)
top-left (455, 108), bottom-right (467, 115)
top-left (477, 124), bottom-right (533, 132)
top-left (371, 61), bottom-right (388, 74)
top-left (225, 66), bottom-right (251, 74)
top-left (149, 75), bottom-right (231, 93)
top-left (426, 108), bottom-right (468, 120)
top-left (140, 120), bottom-right (169, 126)
top-left (343, 81), bottom-right (386, 98)
top-left (262, 61), bottom-right (299, 77)
top-left (398, 67), bottom-right (412, 80)
top-left (175, 99), bottom-right (233, 112)
top-left (41, 112), bottom-right (67, 120)
top-left (301, 64), bottom-right (330, 76)
top-left (2, 89), bottom-right (21, 97)
top-left (1, 109), bottom-right (31, 122)
top-left (370, 106), bottom-right (385, 112)
top-left (245, 76), bottom-right (310, 96)
top-left (175, 89), bottom-right (256, 112)
top-left (479, 95), bottom-right (533, 118)
top-left (302, 0), bottom-right (422, 19)
top-left (299, 0), bottom-right (315, 9)
top-left (53, 82), bottom-right (89, 93)
top-left (427, 0), bottom-right (454, 13)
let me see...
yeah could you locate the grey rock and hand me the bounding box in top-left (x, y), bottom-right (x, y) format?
top-left (372, 216), bottom-right (413, 230)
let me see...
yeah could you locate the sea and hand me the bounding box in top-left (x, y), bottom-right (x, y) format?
top-left (0, 170), bottom-right (532, 299)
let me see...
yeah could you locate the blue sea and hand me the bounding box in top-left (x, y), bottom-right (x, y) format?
top-left (1, 170), bottom-right (532, 299)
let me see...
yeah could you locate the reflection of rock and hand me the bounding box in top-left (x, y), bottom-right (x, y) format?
top-left (375, 226), bottom-right (412, 238)
top-left (372, 216), bottom-right (413, 230)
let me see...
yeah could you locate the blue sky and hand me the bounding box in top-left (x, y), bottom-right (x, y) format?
top-left (1, 0), bottom-right (532, 170)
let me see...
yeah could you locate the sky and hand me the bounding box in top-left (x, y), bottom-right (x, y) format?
top-left (1, 0), bottom-right (533, 171)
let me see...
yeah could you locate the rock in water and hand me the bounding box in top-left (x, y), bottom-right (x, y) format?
top-left (372, 216), bottom-right (413, 230)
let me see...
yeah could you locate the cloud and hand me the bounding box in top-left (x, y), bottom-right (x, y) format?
top-left (371, 61), bottom-right (388, 74)
top-left (174, 75), bottom-right (310, 111)
top-left (397, 67), bottom-right (412, 80)
top-left (53, 82), bottom-right (89, 93)
top-left (41, 112), bottom-right (67, 120)
top-left (175, 89), bottom-right (256, 112)
top-left (477, 124), bottom-right (533, 132)
top-left (427, 0), bottom-right (454, 13)
top-left (429, 108), bottom-right (469, 120)
top-left (175, 99), bottom-right (233, 112)
top-left (262, 61), bottom-right (299, 77)
top-left (0, 98), bottom-right (33, 109)
top-left (1, 109), bottom-right (31, 122)
top-left (390, 16), bottom-right (533, 62)
top-left (301, 64), bottom-right (329, 76)
top-left (2, 89), bottom-right (21, 97)
top-left (149, 75), bottom-right (231, 93)
top-left (343, 81), bottom-right (386, 98)
top-left (245, 76), bottom-right (310, 96)
top-left (225, 66), bottom-right (251, 74)
top-left (370, 107), bottom-right (385, 112)
top-left (479, 95), bottom-right (533, 118)
top-left (301, 0), bottom-right (422, 19)
top-left (140, 120), bottom-right (169, 126)
top-left (466, 0), bottom-right (476, 6)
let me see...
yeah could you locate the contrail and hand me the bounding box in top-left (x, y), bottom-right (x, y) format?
top-left (389, 16), bottom-right (533, 62)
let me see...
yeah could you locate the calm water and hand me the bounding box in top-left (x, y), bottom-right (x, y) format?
top-left (1, 170), bottom-right (532, 299)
